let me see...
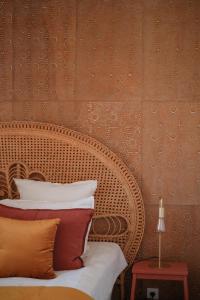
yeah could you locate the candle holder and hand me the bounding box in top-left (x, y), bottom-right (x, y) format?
top-left (157, 198), bottom-right (165, 268)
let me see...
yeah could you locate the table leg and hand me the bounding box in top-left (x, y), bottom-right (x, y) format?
top-left (130, 274), bottom-right (137, 300)
top-left (183, 276), bottom-right (189, 300)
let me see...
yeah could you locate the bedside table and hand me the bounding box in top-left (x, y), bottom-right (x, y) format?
top-left (130, 260), bottom-right (189, 300)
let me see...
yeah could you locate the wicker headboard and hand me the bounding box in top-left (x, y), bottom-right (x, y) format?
top-left (0, 121), bottom-right (144, 266)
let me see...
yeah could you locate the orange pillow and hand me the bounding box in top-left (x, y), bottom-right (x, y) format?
top-left (0, 217), bottom-right (60, 279)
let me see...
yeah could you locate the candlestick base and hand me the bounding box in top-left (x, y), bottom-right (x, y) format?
top-left (148, 260), bottom-right (171, 269)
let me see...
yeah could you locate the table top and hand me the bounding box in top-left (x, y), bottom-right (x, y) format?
top-left (132, 260), bottom-right (188, 276)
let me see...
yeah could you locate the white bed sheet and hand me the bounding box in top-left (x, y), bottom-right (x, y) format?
top-left (0, 242), bottom-right (127, 300)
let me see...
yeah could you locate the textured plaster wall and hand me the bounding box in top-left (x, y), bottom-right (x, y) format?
top-left (0, 0), bottom-right (200, 298)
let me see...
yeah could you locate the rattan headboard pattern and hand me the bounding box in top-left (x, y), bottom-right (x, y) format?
top-left (0, 121), bottom-right (144, 266)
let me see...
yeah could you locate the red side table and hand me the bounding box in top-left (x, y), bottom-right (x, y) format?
top-left (130, 260), bottom-right (189, 300)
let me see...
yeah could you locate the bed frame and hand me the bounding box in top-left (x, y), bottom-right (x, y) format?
top-left (0, 121), bottom-right (145, 298)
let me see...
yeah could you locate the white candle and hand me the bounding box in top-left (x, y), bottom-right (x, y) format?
top-left (159, 198), bottom-right (164, 218)
top-left (157, 198), bottom-right (166, 232)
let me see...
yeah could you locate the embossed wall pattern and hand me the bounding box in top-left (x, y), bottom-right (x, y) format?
top-left (0, 0), bottom-right (200, 299)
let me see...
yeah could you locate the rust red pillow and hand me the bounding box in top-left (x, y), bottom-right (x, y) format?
top-left (0, 205), bottom-right (93, 270)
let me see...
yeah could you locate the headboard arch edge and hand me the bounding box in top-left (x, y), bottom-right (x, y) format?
top-left (0, 121), bottom-right (145, 266)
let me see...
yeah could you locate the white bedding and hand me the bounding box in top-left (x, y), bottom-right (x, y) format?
top-left (0, 242), bottom-right (127, 300)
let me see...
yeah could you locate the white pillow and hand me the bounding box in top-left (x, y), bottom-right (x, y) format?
top-left (14, 178), bottom-right (97, 202)
top-left (13, 178), bottom-right (97, 256)
top-left (0, 197), bottom-right (94, 209)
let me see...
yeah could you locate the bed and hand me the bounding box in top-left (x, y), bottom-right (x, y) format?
top-left (0, 121), bottom-right (145, 300)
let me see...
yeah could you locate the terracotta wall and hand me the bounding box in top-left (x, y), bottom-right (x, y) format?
top-left (0, 0), bottom-right (200, 298)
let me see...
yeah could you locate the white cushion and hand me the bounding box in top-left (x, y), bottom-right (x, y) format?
top-left (0, 197), bottom-right (94, 209)
top-left (14, 178), bottom-right (97, 202)
top-left (13, 178), bottom-right (97, 256)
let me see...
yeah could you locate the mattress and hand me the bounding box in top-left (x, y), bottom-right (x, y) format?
top-left (0, 242), bottom-right (127, 300)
